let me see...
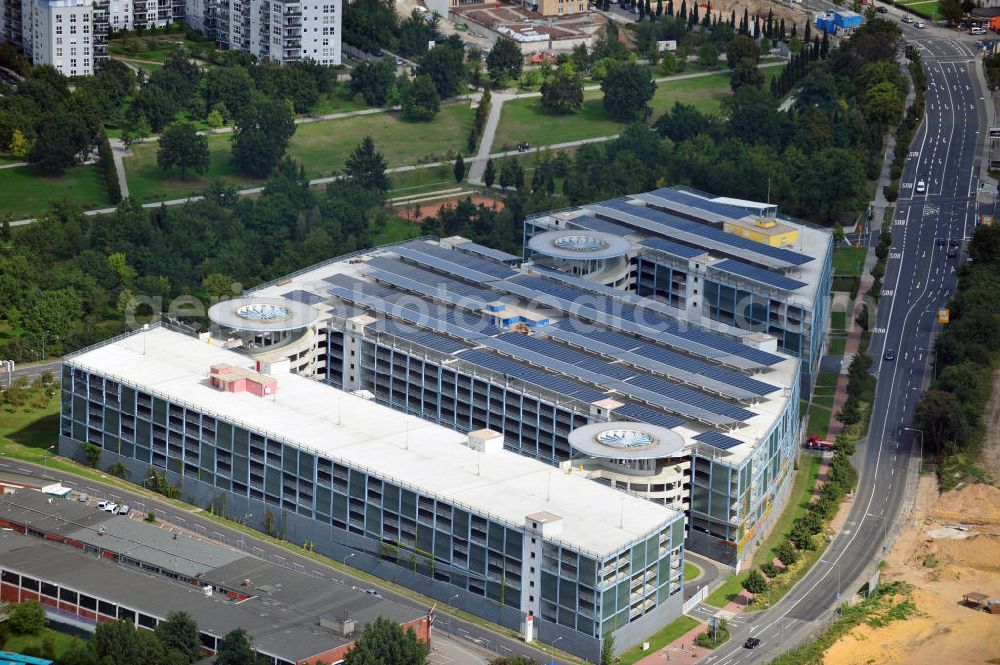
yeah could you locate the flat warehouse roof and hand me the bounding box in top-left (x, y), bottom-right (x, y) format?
top-left (66, 327), bottom-right (679, 557)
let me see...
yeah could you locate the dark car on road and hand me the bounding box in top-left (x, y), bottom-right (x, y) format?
top-left (884, 348), bottom-right (896, 361)
top-left (744, 637), bottom-right (762, 649)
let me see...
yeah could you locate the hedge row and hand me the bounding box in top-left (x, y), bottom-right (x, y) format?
top-left (97, 131), bottom-right (122, 205)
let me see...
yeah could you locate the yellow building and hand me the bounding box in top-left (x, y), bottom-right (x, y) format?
top-left (723, 217), bottom-right (799, 247)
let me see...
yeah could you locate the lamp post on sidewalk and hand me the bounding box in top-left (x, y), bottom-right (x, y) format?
top-left (903, 426), bottom-right (925, 468)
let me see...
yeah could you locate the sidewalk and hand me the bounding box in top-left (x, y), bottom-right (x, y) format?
top-left (824, 266), bottom-right (873, 441)
top-left (634, 623), bottom-right (713, 664)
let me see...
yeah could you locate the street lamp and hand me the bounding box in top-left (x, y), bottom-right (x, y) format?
top-left (552, 636), bottom-right (563, 650)
top-left (867, 512), bottom-right (888, 555)
top-left (344, 552), bottom-right (356, 567)
top-left (903, 426), bottom-right (924, 467)
top-left (42, 445), bottom-right (55, 473)
top-left (447, 593), bottom-right (460, 633)
top-left (820, 558), bottom-right (842, 599)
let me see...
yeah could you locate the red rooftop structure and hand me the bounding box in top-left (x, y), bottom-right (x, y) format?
top-left (209, 364), bottom-right (278, 397)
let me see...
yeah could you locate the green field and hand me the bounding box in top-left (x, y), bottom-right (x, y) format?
top-left (827, 336), bottom-right (847, 356)
top-left (0, 164), bottom-right (111, 220)
top-left (123, 135), bottom-right (261, 204)
top-left (806, 405), bottom-right (833, 438)
top-left (0, 394), bottom-right (59, 450)
top-left (684, 561), bottom-right (699, 582)
top-left (372, 216), bottom-right (423, 245)
top-left (493, 71), bottom-right (737, 152)
top-left (3, 628), bottom-right (84, 660)
top-left (289, 103), bottom-right (475, 179)
top-left (832, 246), bottom-right (867, 276)
top-left (309, 89), bottom-right (373, 116)
top-left (895, 0), bottom-right (943, 19)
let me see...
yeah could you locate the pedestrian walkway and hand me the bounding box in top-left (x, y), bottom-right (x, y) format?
top-left (634, 622), bottom-right (713, 664)
top-left (824, 264), bottom-right (873, 441)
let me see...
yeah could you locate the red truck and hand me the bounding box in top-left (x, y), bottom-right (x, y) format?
top-left (804, 435), bottom-right (834, 451)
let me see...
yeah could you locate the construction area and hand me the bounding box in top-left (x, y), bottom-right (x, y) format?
top-left (452, 3), bottom-right (604, 52)
top-left (822, 479), bottom-right (1000, 664)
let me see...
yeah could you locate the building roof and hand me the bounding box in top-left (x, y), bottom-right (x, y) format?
top-left (0, 527), bottom-right (422, 663)
top-left (207, 296), bottom-right (320, 332)
top-left (65, 327), bottom-right (681, 557)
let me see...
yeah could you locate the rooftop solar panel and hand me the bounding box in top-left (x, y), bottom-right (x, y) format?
top-left (625, 374), bottom-right (755, 421)
top-left (455, 241), bottom-right (520, 264)
top-left (460, 349), bottom-right (608, 403)
top-left (281, 289), bottom-right (326, 305)
top-left (642, 188), bottom-right (753, 220)
top-left (693, 430), bottom-right (744, 451)
top-left (612, 403), bottom-right (687, 429)
top-left (587, 200), bottom-right (812, 269)
top-left (371, 319), bottom-right (470, 355)
top-left (365, 257), bottom-right (497, 309)
top-left (566, 215), bottom-right (634, 237)
top-left (710, 259), bottom-right (809, 292)
top-left (394, 241), bottom-right (518, 281)
top-left (639, 237), bottom-right (707, 260)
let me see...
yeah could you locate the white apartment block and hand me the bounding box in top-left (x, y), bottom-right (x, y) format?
top-left (210, 0), bottom-right (341, 66)
top-left (22, 0), bottom-right (94, 76)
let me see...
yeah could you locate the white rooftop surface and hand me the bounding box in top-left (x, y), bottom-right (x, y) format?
top-left (68, 327), bottom-right (679, 557)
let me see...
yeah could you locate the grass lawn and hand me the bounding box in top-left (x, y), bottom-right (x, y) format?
top-left (124, 134), bottom-right (261, 204)
top-left (309, 88), bottom-right (371, 116)
top-left (830, 311), bottom-right (848, 334)
top-left (371, 216), bottom-right (423, 245)
top-left (493, 93), bottom-right (623, 151)
top-left (3, 627), bottom-right (85, 659)
top-left (495, 71), bottom-right (737, 152)
top-left (0, 164), bottom-right (111, 220)
top-left (0, 394), bottom-right (59, 451)
top-left (648, 71), bottom-right (737, 115)
top-left (832, 246), bottom-right (867, 276)
top-left (831, 275), bottom-right (860, 295)
top-left (896, 0), bottom-right (943, 19)
top-left (812, 391), bottom-right (835, 411)
top-left (828, 336), bottom-right (847, 356)
top-left (289, 103), bottom-right (474, 179)
top-left (618, 616), bottom-right (700, 665)
top-left (806, 405), bottom-right (833, 438)
top-left (684, 561), bottom-right (699, 582)
top-left (815, 372), bottom-right (840, 389)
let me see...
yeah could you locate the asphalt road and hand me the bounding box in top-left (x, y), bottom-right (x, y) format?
top-left (1, 360), bottom-right (62, 388)
top-left (0, 460), bottom-right (574, 665)
top-left (701, 10), bottom-right (988, 664)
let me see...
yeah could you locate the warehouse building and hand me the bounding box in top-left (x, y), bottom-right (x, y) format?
top-left (0, 491), bottom-right (430, 665)
top-left (59, 327), bottom-right (687, 661)
top-left (523, 187), bottom-right (833, 392)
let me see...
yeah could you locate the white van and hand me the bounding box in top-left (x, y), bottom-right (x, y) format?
top-left (971, 26), bottom-right (987, 35)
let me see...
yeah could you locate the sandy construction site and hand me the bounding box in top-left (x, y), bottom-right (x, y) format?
top-left (824, 478), bottom-right (1000, 665)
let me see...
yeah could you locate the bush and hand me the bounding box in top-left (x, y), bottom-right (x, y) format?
top-left (884, 181), bottom-right (899, 201)
top-left (776, 540), bottom-right (799, 566)
top-left (7, 600), bottom-right (47, 635)
top-left (98, 131), bottom-right (121, 205)
top-left (761, 562), bottom-right (782, 578)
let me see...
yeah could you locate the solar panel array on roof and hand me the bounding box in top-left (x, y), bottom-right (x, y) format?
top-left (365, 256), bottom-right (496, 309)
top-left (370, 319), bottom-right (470, 355)
top-left (612, 403), bottom-right (687, 429)
top-left (455, 241), bottom-right (521, 264)
top-left (325, 274), bottom-right (501, 339)
top-left (460, 349), bottom-right (608, 403)
top-left (541, 320), bottom-right (775, 401)
top-left (565, 215), bottom-right (634, 237)
top-left (394, 241), bottom-right (518, 281)
top-left (587, 200), bottom-right (813, 269)
top-left (693, 430), bottom-right (744, 451)
top-left (624, 374), bottom-right (755, 421)
top-left (643, 188), bottom-right (753, 220)
top-left (495, 275), bottom-right (784, 369)
top-left (639, 237), bottom-right (707, 260)
top-left (710, 259), bottom-right (809, 292)
top-left (281, 289), bottom-right (326, 305)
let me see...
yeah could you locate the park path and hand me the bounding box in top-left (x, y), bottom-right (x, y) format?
top-left (109, 138), bottom-right (130, 199)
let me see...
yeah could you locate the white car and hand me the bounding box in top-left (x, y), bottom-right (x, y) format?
top-left (114, 504), bottom-right (131, 516)
top-left (916, 180), bottom-right (926, 193)
top-left (96, 500), bottom-right (109, 510)
top-left (915, 21), bottom-right (925, 28)
top-left (901, 14), bottom-right (914, 23)
top-left (103, 502), bottom-right (118, 513)
top-left (971, 26), bottom-right (987, 35)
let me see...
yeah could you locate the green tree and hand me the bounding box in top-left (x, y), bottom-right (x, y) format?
top-left (231, 98), bottom-right (296, 177)
top-left (600, 62), bottom-right (655, 122)
top-left (201, 273), bottom-right (237, 299)
top-left (731, 60), bottom-right (765, 91)
top-left (418, 42), bottom-right (467, 98)
top-left (205, 109), bottom-right (224, 128)
top-left (698, 43), bottom-right (720, 69)
top-left (454, 153), bottom-right (465, 183)
top-left (915, 388), bottom-right (961, 454)
top-left (129, 85), bottom-right (178, 132)
top-left (199, 67), bottom-right (255, 122)
top-left (862, 81), bottom-right (904, 128)
top-left (214, 628), bottom-right (260, 665)
top-left (84, 442), bottom-right (102, 468)
top-left (401, 75), bottom-right (441, 121)
top-left (345, 136), bottom-right (390, 195)
top-left (8, 128), bottom-right (29, 158)
top-left (108, 462), bottom-right (130, 479)
top-left (659, 50), bottom-right (678, 75)
top-left (741, 568), bottom-right (769, 596)
top-left (93, 619), bottom-right (166, 665)
top-left (155, 611), bottom-right (201, 664)
top-left (486, 36), bottom-right (523, 86)
top-left (7, 600), bottom-right (47, 635)
top-left (343, 617), bottom-right (429, 665)
top-left (726, 34), bottom-right (760, 70)
top-left (483, 158), bottom-right (496, 188)
top-left (776, 540), bottom-right (799, 566)
top-left (157, 122), bottom-right (209, 179)
top-left (350, 59), bottom-right (397, 106)
top-left (601, 633), bottom-right (615, 665)
top-left (28, 110), bottom-right (94, 175)
top-left (540, 70), bottom-right (584, 115)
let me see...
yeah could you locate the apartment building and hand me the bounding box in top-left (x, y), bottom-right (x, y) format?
top-left (21, 0), bottom-right (95, 76)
